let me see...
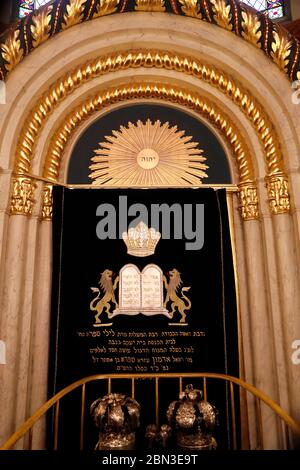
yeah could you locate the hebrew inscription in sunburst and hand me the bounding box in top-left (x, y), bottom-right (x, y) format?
top-left (89, 119), bottom-right (209, 186)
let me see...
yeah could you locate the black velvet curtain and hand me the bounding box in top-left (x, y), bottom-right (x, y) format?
top-left (49, 187), bottom-right (239, 449)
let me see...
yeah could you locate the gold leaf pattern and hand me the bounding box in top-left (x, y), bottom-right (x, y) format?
top-left (271, 29), bottom-right (292, 72)
top-left (0, 29), bottom-right (24, 72)
top-left (211, 0), bottom-right (232, 31)
top-left (0, 1), bottom-right (298, 83)
top-left (135, 0), bottom-right (166, 12)
top-left (93, 0), bottom-right (120, 18)
top-left (62, 0), bottom-right (88, 30)
top-left (179, 0), bottom-right (202, 19)
top-left (31, 4), bottom-right (53, 48)
top-left (241, 9), bottom-right (261, 49)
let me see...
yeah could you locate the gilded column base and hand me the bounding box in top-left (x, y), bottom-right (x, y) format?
top-left (265, 173), bottom-right (290, 215)
top-left (237, 183), bottom-right (259, 221)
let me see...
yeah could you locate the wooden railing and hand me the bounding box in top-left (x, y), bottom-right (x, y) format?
top-left (1, 372), bottom-right (300, 450)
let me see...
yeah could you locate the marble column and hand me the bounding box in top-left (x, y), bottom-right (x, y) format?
top-left (230, 194), bottom-right (256, 449)
top-left (272, 213), bottom-right (300, 447)
top-left (0, 214), bottom-right (30, 446)
top-left (242, 218), bottom-right (282, 449)
top-left (259, 214), bottom-right (291, 418)
top-left (0, 171), bottom-right (11, 316)
top-left (27, 218), bottom-right (52, 449)
top-left (12, 215), bottom-right (41, 449)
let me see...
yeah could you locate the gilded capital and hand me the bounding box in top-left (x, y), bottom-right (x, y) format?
top-left (10, 176), bottom-right (37, 216)
top-left (237, 183), bottom-right (259, 221)
top-left (265, 174), bottom-right (291, 215)
top-left (42, 183), bottom-right (53, 220)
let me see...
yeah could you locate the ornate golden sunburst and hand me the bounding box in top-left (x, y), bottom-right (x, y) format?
top-left (89, 119), bottom-right (209, 186)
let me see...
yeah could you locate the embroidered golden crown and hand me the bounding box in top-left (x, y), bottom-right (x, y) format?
top-left (122, 222), bottom-right (161, 257)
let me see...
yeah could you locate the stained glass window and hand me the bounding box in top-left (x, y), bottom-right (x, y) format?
top-left (19, 1), bottom-right (50, 18)
top-left (240, 1), bottom-right (286, 19)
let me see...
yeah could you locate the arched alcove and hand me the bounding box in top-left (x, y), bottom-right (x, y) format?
top-left (67, 103), bottom-right (232, 185)
top-left (0, 2), bottom-right (299, 450)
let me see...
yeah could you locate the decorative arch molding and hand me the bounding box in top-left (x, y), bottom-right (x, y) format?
top-left (12, 49), bottom-right (289, 215)
top-left (39, 82), bottom-right (258, 221)
top-left (44, 83), bottom-right (252, 182)
top-left (0, 0), bottom-right (299, 82)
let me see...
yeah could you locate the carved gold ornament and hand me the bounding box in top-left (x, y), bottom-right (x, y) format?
top-left (42, 183), bottom-right (53, 220)
top-left (265, 174), bottom-right (290, 215)
top-left (93, 0), bottom-right (120, 17)
top-left (41, 82), bottom-right (257, 220)
top-left (14, 50), bottom-right (281, 183)
top-left (42, 82), bottom-right (253, 201)
top-left (237, 183), bottom-right (259, 221)
top-left (271, 29), bottom-right (293, 74)
top-left (89, 119), bottom-right (208, 186)
top-left (62, 0), bottom-right (88, 30)
top-left (241, 9), bottom-right (261, 49)
top-left (11, 49), bottom-right (286, 213)
top-left (0, 29), bottom-right (24, 72)
top-left (10, 176), bottom-right (37, 215)
top-left (135, 0), bottom-right (166, 12)
top-left (1, 1), bottom-right (299, 82)
top-left (179, 0), bottom-right (202, 18)
top-left (31, 4), bottom-right (53, 48)
top-left (211, 0), bottom-right (232, 32)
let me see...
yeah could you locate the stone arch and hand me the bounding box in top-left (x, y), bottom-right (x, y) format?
top-left (10, 47), bottom-right (290, 216)
top-left (0, 9), bottom-right (299, 450)
top-left (44, 83), bottom-right (252, 182)
top-left (41, 82), bottom-right (257, 220)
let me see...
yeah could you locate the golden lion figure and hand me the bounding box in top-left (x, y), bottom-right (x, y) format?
top-left (163, 269), bottom-right (191, 323)
top-left (90, 269), bottom-right (119, 324)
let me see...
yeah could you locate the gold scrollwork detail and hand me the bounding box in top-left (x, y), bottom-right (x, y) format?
top-left (135, 0), bottom-right (166, 12)
top-left (210, 0), bottom-right (232, 32)
top-left (42, 183), bottom-right (53, 220)
top-left (31, 4), bottom-right (53, 48)
top-left (241, 9), bottom-right (261, 49)
top-left (237, 183), bottom-right (259, 221)
top-left (265, 173), bottom-right (290, 215)
top-left (62, 0), bottom-right (88, 30)
top-left (271, 28), bottom-right (292, 73)
top-left (10, 176), bottom-right (37, 215)
top-left (93, 0), bottom-right (120, 18)
top-left (0, 29), bottom-right (24, 72)
top-left (179, 0), bottom-right (202, 19)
